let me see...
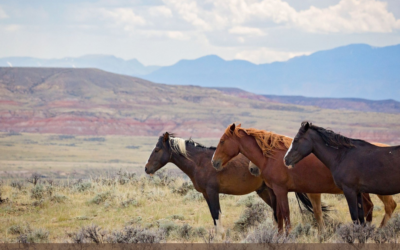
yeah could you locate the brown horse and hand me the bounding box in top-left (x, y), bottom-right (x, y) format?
top-left (211, 123), bottom-right (396, 233)
top-left (144, 132), bottom-right (315, 236)
top-left (284, 121), bottom-right (400, 224)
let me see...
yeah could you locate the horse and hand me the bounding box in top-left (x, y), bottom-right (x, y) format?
top-left (284, 121), bottom-right (400, 224)
top-left (144, 132), bottom-right (317, 237)
top-left (211, 123), bottom-right (396, 233)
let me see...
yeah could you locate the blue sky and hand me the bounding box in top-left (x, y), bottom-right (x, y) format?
top-left (0, 0), bottom-right (400, 65)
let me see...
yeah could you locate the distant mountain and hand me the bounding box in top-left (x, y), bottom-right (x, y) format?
top-left (144, 44), bottom-right (400, 101)
top-left (0, 55), bottom-right (161, 76)
top-left (1, 67), bottom-right (400, 144)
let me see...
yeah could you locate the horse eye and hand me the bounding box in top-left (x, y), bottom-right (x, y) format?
top-left (155, 148), bottom-right (161, 152)
top-left (220, 140), bottom-right (224, 145)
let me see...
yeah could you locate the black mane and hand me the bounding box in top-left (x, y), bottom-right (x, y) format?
top-left (162, 132), bottom-right (216, 150)
top-left (302, 122), bottom-right (368, 149)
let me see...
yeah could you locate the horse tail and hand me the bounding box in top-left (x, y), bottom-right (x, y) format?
top-left (295, 192), bottom-right (330, 215)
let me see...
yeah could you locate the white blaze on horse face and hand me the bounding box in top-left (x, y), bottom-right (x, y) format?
top-left (211, 151), bottom-right (216, 163)
top-left (284, 140), bottom-right (294, 168)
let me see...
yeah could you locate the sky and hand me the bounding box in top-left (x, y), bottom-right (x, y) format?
top-left (0, 0), bottom-right (400, 66)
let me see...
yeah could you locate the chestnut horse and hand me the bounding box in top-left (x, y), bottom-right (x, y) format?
top-left (144, 132), bottom-right (316, 236)
top-left (211, 124), bottom-right (396, 233)
top-left (284, 121), bottom-right (400, 224)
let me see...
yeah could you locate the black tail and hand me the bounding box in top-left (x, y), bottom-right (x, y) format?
top-left (295, 192), bottom-right (330, 215)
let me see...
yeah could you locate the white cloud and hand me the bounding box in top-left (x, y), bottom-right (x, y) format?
top-left (235, 48), bottom-right (311, 64)
top-left (149, 6), bottom-right (173, 18)
top-left (229, 26), bottom-right (266, 36)
top-left (0, 7), bottom-right (8, 19)
top-left (295, 0), bottom-right (400, 33)
top-left (99, 8), bottom-right (146, 29)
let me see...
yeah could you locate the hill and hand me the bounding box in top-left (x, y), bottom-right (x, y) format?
top-left (144, 44), bottom-right (400, 101)
top-left (0, 55), bottom-right (160, 76)
top-left (0, 67), bottom-right (400, 144)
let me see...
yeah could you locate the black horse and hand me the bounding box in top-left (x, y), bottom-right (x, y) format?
top-left (284, 121), bottom-right (400, 224)
top-left (145, 132), bottom-right (314, 236)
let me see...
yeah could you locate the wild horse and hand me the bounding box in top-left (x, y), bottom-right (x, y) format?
top-left (145, 132), bottom-right (319, 236)
top-left (212, 124), bottom-right (396, 233)
top-left (284, 122), bottom-right (400, 224)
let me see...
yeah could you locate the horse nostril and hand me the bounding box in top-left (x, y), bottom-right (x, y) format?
top-left (145, 167), bottom-right (148, 172)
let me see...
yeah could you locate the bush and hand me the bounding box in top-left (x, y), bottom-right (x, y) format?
top-left (183, 190), bottom-right (204, 201)
top-left (74, 181), bottom-right (92, 192)
top-left (158, 220), bottom-right (178, 236)
top-left (292, 223), bottom-right (312, 238)
top-left (234, 202), bottom-right (268, 232)
top-left (69, 224), bottom-right (107, 244)
top-left (172, 182), bottom-right (194, 196)
top-left (121, 199), bottom-right (139, 208)
top-left (178, 224), bottom-right (192, 240)
top-left (108, 226), bottom-right (165, 243)
top-left (169, 214), bottom-right (185, 220)
top-left (192, 227), bottom-right (207, 238)
top-left (10, 181), bottom-right (24, 190)
top-left (336, 223), bottom-right (375, 243)
top-left (373, 214), bottom-right (400, 243)
top-left (51, 194), bottom-right (68, 203)
top-left (236, 194), bottom-right (257, 207)
top-left (15, 224), bottom-right (49, 243)
top-left (30, 185), bottom-right (45, 200)
top-left (8, 225), bottom-right (24, 235)
top-left (245, 223), bottom-right (293, 243)
top-left (89, 191), bottom-right (111, 205)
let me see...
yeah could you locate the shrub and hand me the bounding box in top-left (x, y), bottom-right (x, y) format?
top-left (15, 224), bottom-right (49, 243)
top-left (107, 226), bottom-right (165, 243)
top-left (121, 199), bottom-right (139, 208)
top-left (69, 224), bottom-right (107, 244)
top-left (30, 185), bottom-right (45, 200)
top-left (172, 182), bottom-right (194, 196)
top-left (158, 220), bottom-right (178, 236)
top-left (8, 225), bottom-right (24, 235)
top-left (10, 181), bottom-right (24, 190)
top-left (336, 223), bottom-right (375, 244)
top-left (245, 223), bottom-right (293, 243)
top-left (51, 194), bottom-right (68, 203)
top-left (234, 202), bottom-right (268, 232)
top-left (192, 227), bottom-right (207, 238)
top-left (169, 214), bottom-right (185, 220)
top-left (74, 182), bottom-right (92, 192)
top-left (178, 224), bottom-right (192, 240)
top-left (292, 223), bottom-right (312, 238)
top-left (236, 194), bottom-right (257, 207)
top-left (89, 191), bottom-right (111, 205)
top-left (183, 190), bottom-right (204, 201)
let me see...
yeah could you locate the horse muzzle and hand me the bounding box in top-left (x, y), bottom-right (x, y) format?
top-left (212, 159), bottom-right (223, 171)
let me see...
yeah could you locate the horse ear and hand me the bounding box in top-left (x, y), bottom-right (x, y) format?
top-left (163, 132), bottom-right (169, 142)
top-left (237, 124), bottom-right (242, 127)
top-left (304, 122), bottom-right (310, 130)
top-left (229, 123), bottom-right (236, 134)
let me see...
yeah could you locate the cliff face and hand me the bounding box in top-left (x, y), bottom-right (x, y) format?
top-left (1, 67), bottom-right (399, 144)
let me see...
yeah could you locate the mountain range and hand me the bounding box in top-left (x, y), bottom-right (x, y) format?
top-left (0, 67), bottom-right (399, 144)
top-left (1, 43), bottom-right (399, 101)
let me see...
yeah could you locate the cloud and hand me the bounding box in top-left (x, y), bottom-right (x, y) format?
top-left (98, 8), bottom-right (146, 30)
top-left (0, 7), bottom-right (8, 19)
top-left (149, 6), bottom-right (173, 18)
top-left (235, 48), bottom-right (311, 64)
top-left (229, 26), bottom-right (266, 36)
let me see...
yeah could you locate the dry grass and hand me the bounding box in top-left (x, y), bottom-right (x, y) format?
top-left (0, 171), bottom-right (399, 243)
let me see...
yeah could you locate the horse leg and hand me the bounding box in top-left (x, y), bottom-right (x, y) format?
top-left (274, 188), bottom-right (291, 234)
top-left (256, 184), bottom-right (278, 224)
top-left (205, 189), bottom-right (224, 239)
top-left (307, 193), bottom-right (324, 234)
top-left (342, 187), bottom-right (360, 224)
top-left (376, 195), bottom-right (397, 227)
top-left (357, 193), bottom-right (365, 225)
top-left (361, 193), bottom-right (373, 223)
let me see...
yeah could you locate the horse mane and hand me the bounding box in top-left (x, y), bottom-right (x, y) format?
top-left (225, 126), bottom-right (292, 158)
top-left (305, 122), bottom-right (357, 148)
top-left (162, 133), bottom-right (216, 159)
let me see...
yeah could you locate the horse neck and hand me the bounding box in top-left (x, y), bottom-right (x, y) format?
top-left (169, 145), bottom-right (202, 178)
top-left (310, 130), bottom-right (341, 171)
top-left (236, 134), bottom-right (267, 169)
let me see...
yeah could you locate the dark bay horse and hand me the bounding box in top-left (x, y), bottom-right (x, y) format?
top-left (211, 124), bottom-right (396, 233)
top-left (144, 132), bottom-right (314, 236)
top-left (284, 121), bottom-right (400, 224)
